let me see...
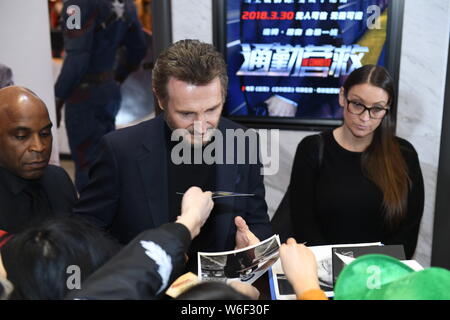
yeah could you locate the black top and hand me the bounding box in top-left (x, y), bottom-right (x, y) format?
top-left (165, 124), bottom-right (216, 222)
top-left (288, 130), bottom-right (424, 259)
top-left (0, 167), bottom-right (53, 233)
top-left (165, 123), bottom-right (218, 270)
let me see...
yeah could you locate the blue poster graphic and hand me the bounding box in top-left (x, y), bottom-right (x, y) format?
top-left (224, 0), bottom-right (389, 122)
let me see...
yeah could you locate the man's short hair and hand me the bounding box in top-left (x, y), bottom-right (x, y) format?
top-left (152, 39), bottom-right (228, 107)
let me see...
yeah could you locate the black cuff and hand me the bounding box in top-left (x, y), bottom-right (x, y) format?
top-left (159, 222), bottom-right (192, 252)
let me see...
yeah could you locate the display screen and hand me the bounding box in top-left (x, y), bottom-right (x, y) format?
top-left (223, 0), bottom-right (389, 127)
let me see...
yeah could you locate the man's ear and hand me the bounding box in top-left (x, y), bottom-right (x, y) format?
top-left (338, 87), bottom-right (346, 109)
top-left (153, 89), bottom-right (164, 111)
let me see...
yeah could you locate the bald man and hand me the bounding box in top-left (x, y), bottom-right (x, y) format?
top-left (0, 86), bottom-right (77, 234)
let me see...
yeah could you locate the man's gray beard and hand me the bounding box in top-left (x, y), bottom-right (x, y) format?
top-left (185, 129), bottom-right (216, 148)
top-left (164, 115), bottom-right (217, 147)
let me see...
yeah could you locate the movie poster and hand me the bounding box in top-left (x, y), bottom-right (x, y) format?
top-left (224, 0), bottom-right (389, 123)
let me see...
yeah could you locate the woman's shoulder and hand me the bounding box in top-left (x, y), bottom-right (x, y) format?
top-left (297, 131), bottom-right (330, 152)
top-left (300, 130), bottom-right (332, 145)
top-left (293, 133), bottom-right (327, 167)
top-left (395, 137), bottom-right (420, 162)
top-left (396, 137), bottom-right (418, 153)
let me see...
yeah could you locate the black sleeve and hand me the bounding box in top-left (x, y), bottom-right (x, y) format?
top-left (66, 223), bottom-right (191, 300)
top-left (55, 166), bottom-right (78, 204)
top-left (384, 141), bottom-right (425, 259)
top-left (73, 136), bottom-right (120, 229)
top-left (289, 135), bottom-right (327, 244)
top-left (41, 165), bottom-right (78, 217)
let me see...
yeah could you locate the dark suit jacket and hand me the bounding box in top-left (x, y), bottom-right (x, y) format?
top-left (74, 115), bottom-right (273, 251)
top-left (0, 165), bottom-right (77, 233)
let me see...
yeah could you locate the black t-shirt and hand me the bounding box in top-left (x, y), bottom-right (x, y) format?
top-left (288, 130), bottom-right (424, 259)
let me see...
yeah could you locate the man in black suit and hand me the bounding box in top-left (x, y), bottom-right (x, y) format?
top-left (74, 40), bottom-right (273, 266)
top-left (0, 86), bottom-right (77, 233)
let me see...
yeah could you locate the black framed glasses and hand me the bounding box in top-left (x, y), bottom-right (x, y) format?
top-left (346, 98), bottom-right (390, 119)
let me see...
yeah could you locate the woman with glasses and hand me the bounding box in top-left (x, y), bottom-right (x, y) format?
top-left (287, 65), bottom-right (424, 259)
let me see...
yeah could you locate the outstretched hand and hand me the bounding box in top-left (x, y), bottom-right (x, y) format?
top-left (176, 187), bottom-right (214, 239)
top-left (279, 238), bottom-right (320, 296)
top-left (234, 216), bottom-right (260, 249)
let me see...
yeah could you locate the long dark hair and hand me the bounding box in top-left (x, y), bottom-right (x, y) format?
top-left (0, 217), bottom-right (120, 300)
top-left (343, 65), bottom-right (411, 227)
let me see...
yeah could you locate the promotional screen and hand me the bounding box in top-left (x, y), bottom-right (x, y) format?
top-left (224, 0), bottom-right (389, 126)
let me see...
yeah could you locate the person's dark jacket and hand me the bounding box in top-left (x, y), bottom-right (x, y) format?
top-left (66, 223), bottom-right (190, 300)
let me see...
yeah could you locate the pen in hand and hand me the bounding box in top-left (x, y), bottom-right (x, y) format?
top-left (176, 191), bottom-right (255, 199)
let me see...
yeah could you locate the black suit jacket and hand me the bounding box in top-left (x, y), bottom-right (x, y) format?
top-left (74, 115), bottom-right (273, 251)
top-left (0, 165), bottom-right (77, 233)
